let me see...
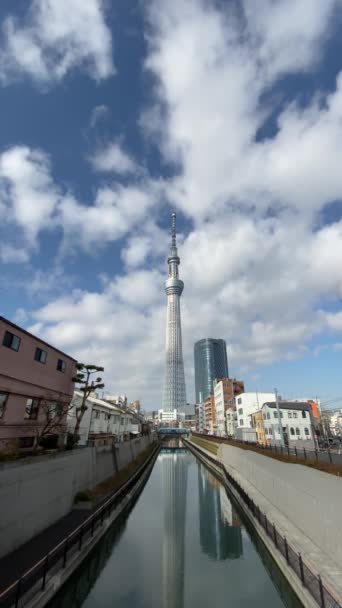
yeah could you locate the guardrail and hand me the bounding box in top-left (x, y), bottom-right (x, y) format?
top-left (192, 432), bottom-right (342, 466)
top-left (0, 442), bottom-right (160, 608)
top-left (186, 438), bottom-right (341, 608)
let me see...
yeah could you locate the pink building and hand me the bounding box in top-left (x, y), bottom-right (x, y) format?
top-left (0, 317), bottom-right (77, 451)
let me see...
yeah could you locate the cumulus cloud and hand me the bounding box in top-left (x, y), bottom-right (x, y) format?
top-left (0, 0), bottom-right (114, 84)
top-left (5, 0), bottom-right (342, 406)
top-left (90, 142), bottom-right (138, 175)
top-left (0, 146), bottom-right (60, 242)
top-left (0, 144), bottom-right (163, 256)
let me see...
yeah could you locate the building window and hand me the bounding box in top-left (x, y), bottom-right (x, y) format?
top-left (25, 399), bottom-right (40, 420)
top-left (288, 412), bottom-right (292, 418)
top-left (34, 348), bottom-right (47, 364)
top-left (0, 392), bottom-right (8, 418)
top-left (238, 408), bottom-right (243, 415)
top-left (273, 412), bottom-right (278, 418)
top-left (239, 419), bottom-right (243, 426)
top-left (57, 359), bottom-right (66, 373)
top-left (95, 411), bottom-right (100, 419)
top-left (290, 427), bottom-right (295, 435)
top-left (237, 397), bottom-right (242, 404)
top-left (304, 427), bottom-right (310, 435)
top-left (18, 436), bottom-right (35, 448)
top-left (293, 412), bottom-right (298, 419)
top-left (280, 412), bottom-right (283, 418)
top-left (302, 411), bottom-right (306, 418)
top-left (263, 414), bottom-right (266, 420)
top-left (267, 412), bottom-right (270, 419)
top-left (295, 428), bottom-right (300, 435)
top-left (3, 330), bottom-right (21, 352)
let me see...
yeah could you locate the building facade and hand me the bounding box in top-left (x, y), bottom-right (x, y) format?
top-left (177, 403), bottom-right (196, 430)
top-left (68, 392), bottom-right (135, 445)
top-left (251, 410), bottom-right (267, 445)
top-left (0, 317), bottom-right (76, 451)
top-left (194, 338), bottom-right (229, 405)
top-left (261, 401), bottom-right (315, 448)
top-left (158, 409), bottom-right (178, 426)
top-left (235, 392), bottom-right (276, 430)
top-left (214, 378), bottom-right (244, 436)
top-left (162, 213), bottom-right (187, 411)
top-left (204, 394), bottom-right (216, 434)
top-left (226, 407), bottom-right (238, 437)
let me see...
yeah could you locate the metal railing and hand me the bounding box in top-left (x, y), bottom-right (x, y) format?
top-left (192, 432), bottom-right (342, 466)
top-left (186, 438), bottom-right (341, 608)
top-left (0, 443), bottom-right (160, 608)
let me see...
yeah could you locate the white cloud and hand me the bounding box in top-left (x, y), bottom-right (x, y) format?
top-left (0, 244), bottom-right (29, 263)
top-left (0, 146), bottom-right (59, 242)
top-left (90, 142), bottom-right (137, 174)
top-left (0, 144), bottom-right (164, 256)
top-left (0, 0), bottom-right (114, 84)
top-left (5, 0), bottom-right (342, 406)
top-left (144, 0), bottom-right (342, 220)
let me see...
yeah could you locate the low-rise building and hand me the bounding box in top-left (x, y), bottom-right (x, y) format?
top-left (178, 403), bottom-right (196, 430)
top-left (330, 410), bottom-right (342, 437)
top-left (68, 392), bottom-right (134, 445)
top-left (0, 316), bottom-right (76, 451)
top-left (158, 409), bottom-right (178, 426)
top-left (214, 378), bottom-right (244, 436)
top-left (261, 401), bottom-right (315, 448)
top-left (236, 392), bottom-right (276, 430)
top-left (204, 394), bottom-right (216, 434)
top-left (251, 410), bottom-right (267, 445)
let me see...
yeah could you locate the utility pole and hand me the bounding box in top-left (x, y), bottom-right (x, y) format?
top-left (275, 388), bottom-right (285, 448)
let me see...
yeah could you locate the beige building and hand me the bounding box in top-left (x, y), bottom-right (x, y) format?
top-left (0, 316), bottom-right (76, 451)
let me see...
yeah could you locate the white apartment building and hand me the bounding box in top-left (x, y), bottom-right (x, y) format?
top-left (261, 401), bottom-right (315, 448)
top-left (214, 381), bottom-right (227, 436)
top-left (236, 392), bottom-right (276, 429)
top-left (68, 392), bottom-right (134, 445)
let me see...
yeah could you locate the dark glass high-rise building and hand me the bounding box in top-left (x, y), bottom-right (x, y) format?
top-left (194, 338), bottom-right (229, 403)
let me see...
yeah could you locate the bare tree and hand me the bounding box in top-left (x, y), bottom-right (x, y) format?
top-left (33, 396), bottom-right (74, 451)
top-left (72, 363), bottom-right (105, 443)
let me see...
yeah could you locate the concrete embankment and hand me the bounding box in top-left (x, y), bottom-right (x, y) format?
top-left (0, 435), bottom-right (154, 558)
top-left (185, 436), bottom-right (342, 608)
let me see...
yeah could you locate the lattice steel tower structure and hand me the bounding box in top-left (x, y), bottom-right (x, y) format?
top-left (162, 213), bottom-right (187, 411)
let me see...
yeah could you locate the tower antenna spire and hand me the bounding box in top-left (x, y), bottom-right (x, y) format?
top-left (171, 212), bottom-right (177, 249)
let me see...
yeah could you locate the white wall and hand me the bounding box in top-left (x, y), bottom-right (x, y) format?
top-left (236, 392), bottom-right (275, 429)
top-left (218, 443), bottom-right (342, 569)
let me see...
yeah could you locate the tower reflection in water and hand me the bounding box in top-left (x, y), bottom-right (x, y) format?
top-left (198, 465), bottom-right (243, 560)
top-left (161, 450), bottom-right (189, 608)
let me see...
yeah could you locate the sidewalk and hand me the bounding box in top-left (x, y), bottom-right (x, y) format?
top-left (0, 507), bottom-right (92, 593)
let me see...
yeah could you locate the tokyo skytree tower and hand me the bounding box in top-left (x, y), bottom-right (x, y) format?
top-left (162, 213), bottom-right (187, 411)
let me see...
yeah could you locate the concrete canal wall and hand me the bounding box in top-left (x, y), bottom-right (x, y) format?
top-left (218, 443), bottom-right (342, 569)
top-left (0, 435), bottom-right (153, 558)
top-left (186, 436), bottom-right (342, 607)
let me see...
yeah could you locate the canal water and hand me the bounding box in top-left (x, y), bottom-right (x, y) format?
top-left (49, 449), bottom-right (302, 608)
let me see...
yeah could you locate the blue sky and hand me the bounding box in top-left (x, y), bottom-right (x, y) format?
top-left (1, 0), bottom-right (342, 408)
